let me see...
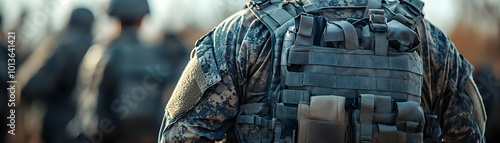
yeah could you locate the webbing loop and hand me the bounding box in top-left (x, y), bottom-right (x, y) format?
top-left (369, 9), bottom-right (389, 56)
top-left (295, 15), bottom-right (315, 46)
top-left (360, 94), bottom-right (375, 142)
top-left (332, 21), bottom-right (359, 50)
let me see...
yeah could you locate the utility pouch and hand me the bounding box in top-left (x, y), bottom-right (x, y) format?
top-left (352, 94), bottom-right (425, 143)
top-left (297, 95), bottom-right (349, 143)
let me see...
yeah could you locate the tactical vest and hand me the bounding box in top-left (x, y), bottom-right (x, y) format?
top-left (234, 0), bottom-right (430, 142)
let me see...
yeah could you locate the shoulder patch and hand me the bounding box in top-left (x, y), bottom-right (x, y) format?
top-left (166, 56), bottom-right (208, 119)
top-left (167, 29), bottom-right (224, 119)
top-left (465, 75), bottom-right (487, 137)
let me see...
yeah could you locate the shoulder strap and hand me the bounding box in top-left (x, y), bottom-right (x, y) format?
top-left (394, 0), bottom-right (425, 30)
top-left (401, 0), bottom-right (424, 16)
top-left (247, 0), bottom-right (300, 32)
top-left (246, 0), bottom-right (303, 105)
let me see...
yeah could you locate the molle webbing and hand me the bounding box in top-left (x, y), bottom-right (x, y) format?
top-left (282, 46), bottom-right (423, 102)
top-left (369, 9), bottom-right (389, 56)
top-left (287, 49), bottom-right (423, 75)
top-left (238, 0), bottom-right (427, 142)
top-left (237, 115), bottom-right (275, 129)
top-left (280, 10), bottom-right (423, 101)
top-left (281, 89), bottom-right (310, 105)
top-left (285, 72), bottom-right (421, 96)
top-left (280, 6), bottom-right (424, 143)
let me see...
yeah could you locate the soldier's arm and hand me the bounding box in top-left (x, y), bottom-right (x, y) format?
top-left (422, 20), bottom-right (486, 142)
top-left (160, 59), bottom-right (239, 142)
top-left (22, 46), bottom-right (66, 101)
top-left (158, 32), bottom-right (240, 142)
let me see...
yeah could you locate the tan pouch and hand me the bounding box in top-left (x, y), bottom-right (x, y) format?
top-left (297, 95), bottom-right (348, 143)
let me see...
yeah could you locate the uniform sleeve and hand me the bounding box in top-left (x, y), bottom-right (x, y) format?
top-left (158, 31), bottom-right (240, 142)
top-left (158, 9), bottom-right (270, 142)
top-left (421, 20), bottom-right (485, 142)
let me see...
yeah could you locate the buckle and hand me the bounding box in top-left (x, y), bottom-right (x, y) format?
top-left (248, 0), bottom-right (270, 10)
top-left (302, 3), bottom-right (319, 13)
top-left (369, 9), bottom-right (388, 32)
top-left (253, 116), bottom-right (261, 125)
top-left (250, 116), bottom-right (276, 128)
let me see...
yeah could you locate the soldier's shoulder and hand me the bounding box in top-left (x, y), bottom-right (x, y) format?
top-left (189, 9), bottom-right (256, 85)
top-left (193, 8), bottom-right (264, 67)
top-left (423, 20), bottom-right (453, 53)
top-left (194, 9), bottom-right (257, 48)
top-left (422, 20), bottom-right (474, 91)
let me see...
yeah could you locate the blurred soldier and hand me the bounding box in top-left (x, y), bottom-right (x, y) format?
top-left (159, 0), bottom-right (486, 142)
top-left (154, 33), bottom-right (189, 100)
top-left (475, 65), bottom-right (500, 142)
top-left (472, 24), bottom-right (500, 143)
top-left (83, 0), bottom-right (188, 142)
top-left (21, 8), bottom-right (94, 143)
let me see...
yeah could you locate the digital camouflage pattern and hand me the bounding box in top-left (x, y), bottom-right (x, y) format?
top-left (159, 1), bottom-right (484, 142)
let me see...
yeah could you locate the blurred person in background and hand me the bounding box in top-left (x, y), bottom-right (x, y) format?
top-left (471, 20), bottom-right (500, 143)
top-left (153, 33), bottom-right (189, 101)
top-left (154, 0), bottom-right (248, 49)
top-left (73, 0), bottom-right (188, 142)
top-left (20, 8), bottom-right (95, 143)
top-left (0, 0), bottom-right (241, 142)
top-left (474, 36), bottom-right (500, 143)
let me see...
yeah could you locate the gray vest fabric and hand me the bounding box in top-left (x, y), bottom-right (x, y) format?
top-left (235, 0), bottom-right (426, 142)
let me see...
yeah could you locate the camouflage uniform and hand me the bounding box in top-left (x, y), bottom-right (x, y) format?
top-left (159, 1), bottom-right (485, 142)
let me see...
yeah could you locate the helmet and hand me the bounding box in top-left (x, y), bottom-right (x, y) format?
top-left (69, 8), bottom-right (94, 29)
top-left (108, 0), bottom-right (150, 26)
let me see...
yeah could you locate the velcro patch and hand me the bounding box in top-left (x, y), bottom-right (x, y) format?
top-left (166, 57), bottom-right (207, 119)
top-left (465, 76), bottom-right (487, 137)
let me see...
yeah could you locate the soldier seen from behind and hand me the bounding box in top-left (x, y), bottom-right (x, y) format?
top-left (88, 0), bottom-right (188, 142)
top-left (154, 33), bottom-right (189, 100)
top-left (159, 0), bottom-right (486, 142)
top-left (21, 8), bottom-right (95, 143)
